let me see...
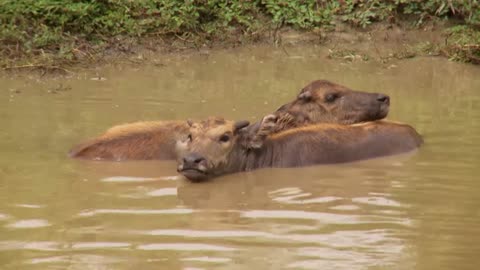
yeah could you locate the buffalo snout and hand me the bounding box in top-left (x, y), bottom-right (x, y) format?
top-left (182, 153), bottom-right (207, 168)
top-left (178, 152), bottom-right (209, 182)
top-left (376, 94), bottom-right (390, 105)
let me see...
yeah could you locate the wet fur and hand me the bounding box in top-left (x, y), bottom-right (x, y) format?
top-left (243, 121), bottom-right (423, 170)
top-left (70, 80), bottom-right (389, 160)
top-left (69, 121), bottom-right (189, 160)
top-left (246, 80), bottom-right (389, 146)
top-left (178, 120), bottom-right (423, 180)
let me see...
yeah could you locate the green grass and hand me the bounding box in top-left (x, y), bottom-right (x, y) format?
top-left (443, 25), bottom-right (480, 64)
top-left (1, 0), bottom-right (479, 67)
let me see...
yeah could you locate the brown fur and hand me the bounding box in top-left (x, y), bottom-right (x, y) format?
top-left (69, 117), bottom-right (230, 160)
top-left (69, 121), bottom-right (189, 160)
top-left (70, 80), bottom-right (389, 161)
top-left (271, 80), bottom-right (389, 131)
top-left (176, 119), bottom-right (423, 181)
top-left (246, 80), bottom-right (389, 148)
top-left (247, 121), bottom-right (422, 168)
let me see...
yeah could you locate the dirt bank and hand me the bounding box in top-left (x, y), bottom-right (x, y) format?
top-left (1, 20), bottom-right (478, 77)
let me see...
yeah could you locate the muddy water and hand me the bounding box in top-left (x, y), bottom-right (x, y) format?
top-left (1, 46), bottom-right (480, 270)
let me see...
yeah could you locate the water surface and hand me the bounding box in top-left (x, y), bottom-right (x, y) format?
top-left (1, 46), bottom-right (479, 270)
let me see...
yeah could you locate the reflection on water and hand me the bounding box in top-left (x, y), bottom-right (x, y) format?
top-left (77, 208), bottom-right (194, 217)
top-left (1, 46), bottom-right (480, 270)
top-left (5, 219), bottom-right (50, 229)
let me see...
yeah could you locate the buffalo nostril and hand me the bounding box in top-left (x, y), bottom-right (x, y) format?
top-left (194, 157), bottom-right (205, 164)
top-left (377, 94), bottom-right (390, 104)
top-left (183, 153), bottom-right (206, 166)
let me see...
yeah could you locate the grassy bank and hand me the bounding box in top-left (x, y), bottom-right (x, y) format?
top-left (1, 0), bottom-right (479, 69)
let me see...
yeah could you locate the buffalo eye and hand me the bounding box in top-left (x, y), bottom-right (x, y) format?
top-left (298, 91), bottom-right (312, 102)
top-left (325, 93), bottom-right (339, 103)
top-left (219, 134), bottom-right (230, 143)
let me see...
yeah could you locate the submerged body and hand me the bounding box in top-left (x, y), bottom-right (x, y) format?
top-left (70, 80), bottom-right (390, 161)
top-left (177, 119), bottom-right (423, 181)
top-left (245, 121), bottom-right (422, 169)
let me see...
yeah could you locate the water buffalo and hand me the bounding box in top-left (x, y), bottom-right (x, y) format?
top-left (69, 80), bottom-right (390, 161)
top-left (273, 79), bottom-right (389, 128)
top-left (246, 79), bottom-right (389, 148)
top-left (176, 117), bottom-right (423, 182)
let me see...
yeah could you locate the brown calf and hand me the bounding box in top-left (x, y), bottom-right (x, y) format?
top-left (70, 80), bottom-right (390, 161)
top-left (176, 118), bottom-right (423, 182)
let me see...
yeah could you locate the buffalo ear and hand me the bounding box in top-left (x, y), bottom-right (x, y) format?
top-left (234, 120), bottom-right (250, 134)
top-left (297, 90), bottom-right (312, 101)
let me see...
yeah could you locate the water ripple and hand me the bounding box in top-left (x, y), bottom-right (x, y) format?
top-left (12, 204), bottom-right (45, 209)
top-left (288, 244), bottom-right (409, 270)
top-left (238, 210), bottom-right (411, 226)
top-left (28, 256), bottom-right (67, 265)
top-left (0, 213), bottom-right (10, 220)
top-left (77, 208), bottom-right (194, 217)
top-left (146, 188), bottom-right (178, 197)
top-left (6, 219), bottom-right (50, 229)
top-left (71, 242), bottom-right (131, 250)
top-left (100, 175), bottom-right (180, 183)
top-left (273, 195), bottom-right (343, 205)
top-left (100, 176), bottom-right (160, 183)
top-left (269, 187), bottom-right (343, 204)
top-left (181, 256), bottom-right (231, 263)
top-left (329, 205), bottom-right (361, 211)
top-left (352, 196), bottom-right (404, 207)
top-left (0, 241), bottom-right (59, 251)
top-left (137, 243), bottom-right (237, 251)
top-left (27, 254), bottom-right (125, 265)
top-left (132, 228), bottom-right (404, 248)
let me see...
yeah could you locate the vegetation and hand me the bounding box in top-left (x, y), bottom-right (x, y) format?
top-left (1, 0), bottom-right (479, 68)
top-left (443, 25), bottom-right (480, 64)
